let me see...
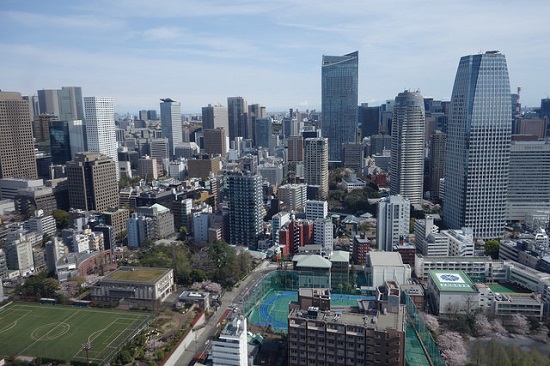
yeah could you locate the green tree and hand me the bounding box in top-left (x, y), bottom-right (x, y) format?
top-left (484, 239), bottom-right (500, 259)
top-left (172, 245), bottom-right (191, 284)
top-left (52, 209), bottom-right (70, 230)
top-left (178, 226), bottom-right (188, 241)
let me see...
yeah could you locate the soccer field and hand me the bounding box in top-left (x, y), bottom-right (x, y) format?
top-left (0, 303), bottom-right (152, 364)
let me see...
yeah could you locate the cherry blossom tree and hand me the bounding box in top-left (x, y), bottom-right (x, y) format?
top-left (474, 313), bottom-right (492, 337)
top-left (437, 331), bottom-right (468, 366)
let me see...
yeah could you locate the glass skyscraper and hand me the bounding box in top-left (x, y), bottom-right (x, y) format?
top-left (443, 51), bottom-right (512, 239)
top-left (160, 98), bottom-right (183, 157)
top-left (390, 90), bottom-right (425, 207)
top-left (321, 51), bottom-right (358, 161)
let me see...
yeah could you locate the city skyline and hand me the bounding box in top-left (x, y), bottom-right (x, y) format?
top-left (1, 0), bottom-right (549, 113)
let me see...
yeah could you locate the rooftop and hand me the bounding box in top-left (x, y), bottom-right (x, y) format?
top-left (369, 252), bottom-right (404, 267)
top-left (428, 270), bottom-right (477, 293)
top-left (106, 266), bottom-right (170, 283)
top-left (288, 304), bottom-right (405, 333)
top-left (294, 254), bottom-right (332, 269)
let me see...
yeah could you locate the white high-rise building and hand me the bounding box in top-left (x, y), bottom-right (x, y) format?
top-left (84, 97), bottom-right (119, 179)
top-left (376, 195), bottom-right (410, 252)
top-left (314, 218), bottom-right (334, 257)
top-left (390, 90), bottom-right (425, 207)
top-left (68, 119), bottom-right (87, 159)
top-left (443, 51), bottom-right (511, 239)
top-left (160, 98), bottom-right (183, 156)
top-left (305, 200), bottom-right (328, 220)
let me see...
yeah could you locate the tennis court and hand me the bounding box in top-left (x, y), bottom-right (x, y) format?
top-left (248, 290), bottom-right (374, 332)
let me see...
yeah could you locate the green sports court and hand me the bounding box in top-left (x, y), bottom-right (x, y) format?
top-left (247, 290), bottom-right (374, 332)
top-left (0, 302), bottom-right (151, 364)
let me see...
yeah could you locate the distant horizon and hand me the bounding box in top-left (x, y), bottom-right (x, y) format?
top-left (2, 1), bottom-right (549, 113)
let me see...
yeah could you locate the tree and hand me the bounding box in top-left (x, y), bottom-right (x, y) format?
top-left (474, 313), bottom-right (492, 337)
top-left (420, 313), bottom-right (439, 334)
top-left (437, 331), bottom-right (468, 366)
top-left (505, 314), bottom-right (530, 335)
top-left (172, 245), bottom-right (191, 284)
top-left (178, 226), bottom-right (188, 241)
top-left (484, 239), bottom-right (500, 259)
top-left (491, 318), bottom-right (507, 337)
top-left (52, 209), bottom-right (70, 230)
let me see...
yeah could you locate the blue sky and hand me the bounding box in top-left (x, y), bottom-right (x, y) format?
top-left (1, 0), bottom-right (549, 113)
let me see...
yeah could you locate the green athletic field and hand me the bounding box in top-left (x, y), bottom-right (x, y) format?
top-left (0, 303), bottom-right (152, 364)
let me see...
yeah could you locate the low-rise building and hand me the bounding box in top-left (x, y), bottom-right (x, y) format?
top-left (92, 266), bottom-right (174, 307)
top-left (427, 270), bottom-right (479, 315)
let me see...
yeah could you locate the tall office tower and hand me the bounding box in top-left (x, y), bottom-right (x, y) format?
top-left (59, 86), bottom-right (84, 121)
top-left (68, 119), bottom-right (87, 159)
top-left (321, 51), bottom-right (358, 161)
top-left (23, 95), bottom-right (40, 118)
top-left (160, 98), bottom-right (183, 156)
top-left (287, 136), bottom-right (304, 162)
top-left (304, 138), bottom-right (329, 200)
top-left (202, 104), bottom-right (228, 131)
top-left (0, 92), bottom-right (38, 179)
top-left (541, 98), bottom-right (550, 121)
top-left (66, 152), bottom-right (119, 211)
top-left (370, 133), bottom-right (392, 156)
top-left (376, 195), bottom-right (410, 252)
top-left (150, 137), bottom-right (170, 168)
top-left (227, 97), bottom-right (248, 142)
top-left (429, 131), bottom-right (446, 202)
top-left (278, 184), bottom-right (307, 211)
top-left (254, 118), bottom-right (272, 150)
top-left (359, 103), bottom-right (381, 138)
top-left (204, 127), bottom-right (227, 157)
top-left (248, 103), bottom-right (266, 146)
top-left (138, 110), bottom-right (148, 121)
top-left (84, 97), bottom-right (119, 179)
top-left (342, 143), bottom-right (363, 172)
top-left (49, 120), bottom-right (71, 164)
top-left (443, 51), bottom-right (512, 239)
top-left (508, 139), bottom-right (550, 221)
top-left (227, 171), bottom-right (263, 248)
top-left (37, 89), bottom-right (60, 116)
top-left (390, 90), bottom-right (425, 207)
top-left (33, 114), bottom-right (59, 151)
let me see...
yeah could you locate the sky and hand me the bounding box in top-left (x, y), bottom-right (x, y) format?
top-left (1, 0), bottom-right (549, 114)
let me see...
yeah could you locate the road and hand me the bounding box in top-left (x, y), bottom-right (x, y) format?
top-left (164, 260), bottom-right (277, 366)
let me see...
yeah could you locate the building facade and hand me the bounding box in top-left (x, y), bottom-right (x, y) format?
top-left (304, 137), bottom-right (329, 200)
top-left (66, 152), bottom-right (119, 211)
top-left (160, 98), bottom-right (183, 156)
top-left (0, 92), bottom-right (38, 179)
top-left (227, 171), bottom-right (263, 248)
top-left (376, 195), bottom-right (410, 252)
top-left (443, 51), bottom-right (512, 239)
top-left (321, 51), bottom-right (359, 161)
top-left (84, 97), bottom-right (119, 179)
top-left (390, 90), bottom-right (425, 206)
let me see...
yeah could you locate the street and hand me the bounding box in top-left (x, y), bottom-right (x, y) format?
top-left (164, 260), bottom-right (277, 366)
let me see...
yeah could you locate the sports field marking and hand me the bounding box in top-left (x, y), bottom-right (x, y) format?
top-left (18, 309), bottom-right (81, 356)
top-left (31, 322), bottom-right (71, 341)
top-left (72, 317), bottom-right (142, 362)
top-left (0, 309), bottom-right (32, 334)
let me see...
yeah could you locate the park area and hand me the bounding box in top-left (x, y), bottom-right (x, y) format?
top-left (0, 302), bottom-right (151, 364)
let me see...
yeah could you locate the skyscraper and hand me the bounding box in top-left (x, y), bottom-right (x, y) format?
top-left (248, 103), bottom-right (266, 146)
top-left (160, 98), bottom-right (183, 156)
top-left (66, 152), bottom-right (119, 211)
top-left (203, 127), bottom-right (227, 157)
top-left (321, 51), bottom-right (358, 161)
top-left (37, 87), bottom-right (84, 121)
top-left (390, 90), bottom-right (425, 206)
top-left (227, 97), bottom-right (248, 142)
top-left (304, 137), bottom-right (329, 200)
top-left (68, 119), bottom-right (87, 159)
top-left (429, 130), bottom-right (446, 202)
top-left (49, 120), bottom-right (71, 164)
top-left (443, 51), bottom-right (512, 239)
top-left (227, 171), bottom-right (263, 248)
top-left (202, 104), bottom-right (228, 131)
top-left (84, 97), bottom-right (119, 179)
top-left (0, 92), bottom-right (38, 179)
top-left (254, 118), bottom-right (272, 150)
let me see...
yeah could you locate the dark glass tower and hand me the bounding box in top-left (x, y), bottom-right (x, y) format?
top-left (443, 51), bottom-right (511, 239)
top-left (321, 51), bottom-right (358, 161)
top-left (49, 120), bottom-right (71, 164)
